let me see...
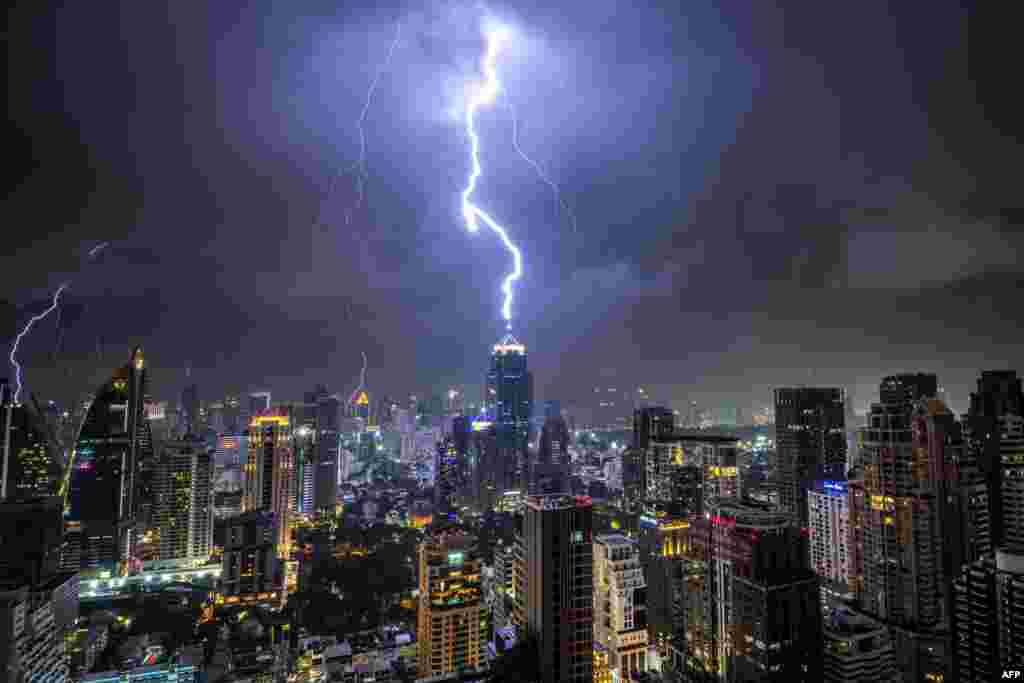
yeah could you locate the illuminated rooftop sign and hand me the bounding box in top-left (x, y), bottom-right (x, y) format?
top-left (472, 421), bottom-right (493, 432)
top-left (251, 415), bottom-right (290, 427)
top-left (356, 391), bottom-right (370, 406)
top-left (823, 481), bottom-right (847, 494)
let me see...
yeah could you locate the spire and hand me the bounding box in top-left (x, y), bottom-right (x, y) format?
top-left (493, 333), bottom-right (526, 355)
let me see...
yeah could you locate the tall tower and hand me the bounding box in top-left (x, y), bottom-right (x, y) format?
top-left (487, 334), bottom-right (533, 488)
top-left (687, 498), bottom-right (822, 682)
top-left (154, 438), bottom-right (213, 563)
top-left (856, 374), bottom-right (952, 681)
top-left (523, 494), bottom-right (594, 683)
top-left (417, 526), bottom-right (487, 678)
top-left (531, 415), bottom-right (571, 495)
top-left (63, 347), bottom-right (153, 576)
top-left (773, 387), bottom-right (846, 526)
top-left (593, 534), bottom-right (648, 681)
top-left (245, 410), bottom-right (295, 557)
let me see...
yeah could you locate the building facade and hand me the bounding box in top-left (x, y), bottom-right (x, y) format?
top-left (593, 535), bottom-right (648, 681)
top-left (154, 439), bottom-right (213, 564)
top-left (220, 510), bottom-right (280, 606)
top-left (523, 494), bottom-right (594, 683)
top-left (808, 480), bottom-right (851, 594)
top-left (416, 527), bottom-right (487, 679)
top-left (773, 387), bottom-right (846, 526)
top-left (822, 607), bottom-right (898, 683)
top-left (64, 347), bottom-right (154, 577)
top-left (244, 410), bottom-right (295, 556)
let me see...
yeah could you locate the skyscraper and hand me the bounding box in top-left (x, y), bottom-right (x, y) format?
top-left (487, 334), bottom-right (533, 485)
top-left (244, 410), bottom-right (294, 556)
top-left (954, 370), bottom-right (1024, 678)
top-left (221, 510), bottom-right (280, 606)
top-left (154, 439), bottom-right (213, 564)
top-left (593, 534), bottom-right (648, 681)
top-left (856, 374), bottom-right (952, 682)
top-left (773, 387), bottom-right (846, 526)
top-left (523, 494), bottom-right (594, 683)
top-left (64, 347), bottom-right (153, 576)
top-left (416, 526), bottom-right (487, 678)
top-left (304, 388), bottom-right (342, 513)
top-left (807, 480), bottom-right (851, 599)
top-left (0, 399), bottom-right (60, 500)
top-left (180, 383), bottom-right (199, 437)
top-left (687, 498), bottom-right (822, 682)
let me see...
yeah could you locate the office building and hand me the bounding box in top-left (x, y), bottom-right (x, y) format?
top-left (856, 374), bottom-right (954, 682)
top-left (221, 510), bottom-right (281, 605)
top-left (154, 439), bottom-right (213, 563)
top-left (687, 498), bottom-right (822, 682)
top-left (808, 480), bottom-right (851, 595)
top-left (293, 423), bottom-right (315, 516)
top-left (523, 494), bottom-right (594, 683)
top-left (180, 383), bottom-right (200, 437)
top-left (417, 526), bottom-right (487, 679)
top-left (310, 391), bottom-right (342, 513)
top-left (64, 347), bottom-right (154, 576)
top-left (1, 396), bottom-right (60, 500)
top-left (244, 410), bottom-right (294, 556)
top-left (487, 334), bottom-right (533, 486)
top-left (435, 430), bottom-right (466, 515)
top-left (773, 387), bottom-right (846, 526)
top-left (822, 607), bottom-right (898, 683)
top-left (593, 535), bottom-right (648, 681)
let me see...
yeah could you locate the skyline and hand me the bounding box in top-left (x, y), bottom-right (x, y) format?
top-left (4, 1), bottom-right (1022, 416)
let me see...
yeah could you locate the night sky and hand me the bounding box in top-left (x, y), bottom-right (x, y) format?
top-left (4, 1), bottom-right (1022, 415)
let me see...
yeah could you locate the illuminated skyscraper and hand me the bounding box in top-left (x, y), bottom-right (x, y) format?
top-left (487, 334), bottom-right (532, 483)
top-left (523, 494), bottom-right (594, 683)
top-left (808, 480), bottom-right (850, 599)
top-left (154, 438), bottom-right (213, 563)
top-left (1, 396), bottom-right (60, 500)
top-left (417, 526), bottom-right (487, 679)
top-left (773, 387), bottom-right (846, 526)
top-left (244, 410), bottom-right (294, 556)
top-left (63, 347), bottom-right (153, 576)
top-left (593, 535), bottom-right (648, 681)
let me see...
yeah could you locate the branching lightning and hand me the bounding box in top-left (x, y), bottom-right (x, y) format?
top-left (9, 283), bottom-right (69, 404)
top-left (88, 242), bottom-right (109, 259)
top-left (508, 103), bottom-right (577, 235)
top-left (460, 27), bottom-right (523, 330)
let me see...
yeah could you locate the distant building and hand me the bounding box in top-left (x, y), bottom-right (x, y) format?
top-left (593, 535), bottom-right (648, 681)
top-left (523, 494), bottom-right (594, 683)
top-left (417, 527), bottom-right (487, 679)
top-left (773, 387), bottom-right (846, 526)
top-left (154, 439), bottom-right (213, 564)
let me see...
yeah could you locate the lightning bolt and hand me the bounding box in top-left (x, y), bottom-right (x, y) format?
top-left (349, 351), bottom-right (368, 405)
top-left (9, 283), bottom-right (69, 404)
top-left (508, 103), bottom-right (577, 235)
top-left (346, 20), bottom-right (403, 225)
top-left (88, 242), bottom-right (109, 259)
top-left (461, 27), bottom-right (522, 330)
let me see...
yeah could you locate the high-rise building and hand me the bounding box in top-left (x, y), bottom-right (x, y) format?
top-left (221, 510), bottom-right (280, 606)
top-left (808, 480), bottom-right (851, 599)
top-left (856, 374), bottom-right (955, 682)
top-left (416, 526), bottom-right (487, 678)
top-left (0, 582), bottom-right (70, 683)
top-left (687, 498), bottom-right (822, 682)
top-left (487, 334), bottom-right (533, 485)
top-left (773, 387), bottom-right (846, 526)
top-left (180, 383), bottom-right (200, 437)
top-left (0, 497), bottom-right (65, 587)
top-left (63, 347), bottom-right (153, 576)
top-left (593, 534), bottom-right (648, 681)
top-left (822, 607), bottom-right (898, 683)
top-left (154, 439), bottom-right (213, 564)
top-left (309, 391), bottom-right (342, 513)
top-left (953, 370), bottom-right (1024, 679)
top-left (435, 418), bottom-right (470, 515)
top-left (293, 425), bottom-right (315, 517)
top-left (244, 410), bottom-right (295, 556)
top-left (523, 494), bottom-right (594, 683)
top-left (1, 393), bottom-right (60, 500)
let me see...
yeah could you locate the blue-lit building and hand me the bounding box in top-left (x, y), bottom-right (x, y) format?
top-left (80, 658), bottom-right (200, 683)
top-left (486, 334), bottom-right (532, 494)
top-left (63, 348), bottom-right (154, 577)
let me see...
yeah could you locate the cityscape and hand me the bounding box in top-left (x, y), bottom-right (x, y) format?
top-left (4, 2), bottom-right (1023, 683)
